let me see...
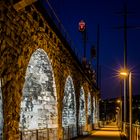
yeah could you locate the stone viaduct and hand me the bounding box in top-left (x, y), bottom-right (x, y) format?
top-left (0, 0), bottom-right (99, 139)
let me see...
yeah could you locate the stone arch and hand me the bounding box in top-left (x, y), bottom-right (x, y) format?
top-left (79, 86), bottom-right (86, 125)
top-left (0, 79), bottom-right (3, 136)
top-left (19, 48), bottom-right (57, 130)
top-left (62, 76), bottom-right (76, 127)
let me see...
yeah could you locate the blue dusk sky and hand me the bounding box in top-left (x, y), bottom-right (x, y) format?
top-left (49, 0), bottom-right (140, 99)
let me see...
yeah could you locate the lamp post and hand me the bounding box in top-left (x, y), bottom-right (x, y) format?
top-left (79, 20), bottom-right (86, 60)
top-left (120, 70), bottom-right (132, 140)
top-left (116, 99), bottom-right (122, 130)
top-left (116, 107), bottom-right (120, 125)
top-left (128, 72), bottom-right (132, 140)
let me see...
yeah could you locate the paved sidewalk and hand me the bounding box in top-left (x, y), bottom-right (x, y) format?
top-left (75, 122), bottom-right (121, 140)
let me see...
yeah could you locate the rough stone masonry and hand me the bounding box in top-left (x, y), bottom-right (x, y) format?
top-left (0, 0), bottom-right (99, 139)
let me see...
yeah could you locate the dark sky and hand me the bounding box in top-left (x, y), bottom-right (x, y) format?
top-left (48, 0), bottom-right (140, 99)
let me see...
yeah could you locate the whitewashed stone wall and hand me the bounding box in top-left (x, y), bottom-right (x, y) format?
top-left (93, 96), bottom-right (95, 123)
top-left (0, 79), bottom-right (3, 135)
top-left (20, 49), bottom-right (57, 130)
top-left (88, 93), bottom-right (92, 123)
top-left (62, 76), bottom-right (76, 126)
top-left (79, 87), bottom-right (86, 125)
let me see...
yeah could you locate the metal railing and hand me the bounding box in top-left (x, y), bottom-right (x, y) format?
top-left (63, 125), bottom-right (77, 140)
top-left (18, 125), bottom-right (78, 140)
top-left (2, 125), bottom-right (86, 140)
top-left (38, 0), bottom-right (82, 63)
top-left (19, 128), bottom-right (57, 140)
top-left (78, 125), bottom-right (85, 136)
top-left (122, 122), bottom-right (140, 140)
top-left (36, 0), bottom-right (97, 89)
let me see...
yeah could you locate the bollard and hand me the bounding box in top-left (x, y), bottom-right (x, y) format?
top-left (47, 128), bottom-right (49, 140)
top-left (20, 131), bottom-right (22, 140)
top-left (138, 126), bottom-right (140, 140)
top-left (63, 127), bottom-right (64, 140)
top-left (36, 130), bottom-right (38, 140)
top-left (68, 126), bottom-right (70, 140)
top-left (136, 126), bottom-right (138, 140)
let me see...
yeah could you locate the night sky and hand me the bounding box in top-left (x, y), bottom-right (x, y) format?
top-left (49, 0), bottom-right (140, 99)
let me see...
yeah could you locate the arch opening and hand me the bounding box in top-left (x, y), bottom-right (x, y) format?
top-left (88, 93), bottom-right (92, 123)
top-left (62, 76), bottom-right (76, 127)
top-left (79, 87), bottom-right (86, 125)
top-left (93, 96), bottom-right (96, 124)
top-left (20, 48), bottom-right (57, 130)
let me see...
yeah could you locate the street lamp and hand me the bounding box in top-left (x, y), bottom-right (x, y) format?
top-left (116, 99), bottom-right (121, 103)
top-left (116, 107), bottom-right (120, 126)
top-left (116, 99), bottom-right (122, 131)
top-left (119, 69), bottom-right (127, 133)
top-left (120, 70), bottom-right (132, 140)
top-left (120, 69), bottom-right (129, 130)
top-left (78, 20), bottom-right (87, 60)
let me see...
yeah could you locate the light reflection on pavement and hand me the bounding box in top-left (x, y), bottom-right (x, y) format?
top-left (75, 122), bottom-right (121, 140)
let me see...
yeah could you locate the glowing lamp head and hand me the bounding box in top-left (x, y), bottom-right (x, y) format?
top-left (79, 20), bottom-right (86, 32)
top-left (117, 99), bottom-right (121, 103)
top-left (120, 72), bottom-right (128, 76)
top-left (119, 69), bottom-right (128, 78)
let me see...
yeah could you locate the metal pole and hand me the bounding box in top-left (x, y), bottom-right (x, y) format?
top-left (68, 126), bottom-right (70, 140)
top-left (124, 79), bottom-right (126, 132)
top-left (83, 31), bottom-right (86, 58)
top-left (20, 131), bottom-right (23, 140)
top-left (124, 4), bottom-right (127, 68)
top-left (123, 3), bottom-right (128, 133)
top-left (120, 81), bottom-right (123, 131)
top-left (36, 130), bottom-right (38, 140)
top-left (46, 128), bottom-right (49, 140)
top-left (120, 100), bottom-right (122, 131)
top-left (97, 24), bottom-right (100, 88)
top-left (129, 72), bottom-right (132, 140)
top-left (105, 101), bottom-right (106, 122)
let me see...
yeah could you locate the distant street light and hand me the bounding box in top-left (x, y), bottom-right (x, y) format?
top-left (79, 20), bottom-right (86, 32)
top-left (117, 99), bottom-right (121, 103)
top-left (116, 99), bottom-right (122, 131)
top-left (120, 69), bottom-right (132, 140)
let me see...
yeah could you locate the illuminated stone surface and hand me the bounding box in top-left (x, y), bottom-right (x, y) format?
top-left (0, 80), bottom-right (3, 135)
top-left (79, 87), bottom-right (86, 125)
top-left (93, 96), bottom-right (95, 123)
top-left (0, 1), bottom-right (98, 139)
top-left (20, 49), bottom-right (57, 130)
top-left (62, 76), bottom-right (76, 126)
top-left (88, 93), bottom-right (92, 123)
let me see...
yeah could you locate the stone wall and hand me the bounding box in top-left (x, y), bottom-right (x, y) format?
top-left (0, 79), bottom-right (3, 136)
top-left (0, 1), bottom-right (98, 139)
top-left (20, 48), bottom-right (58, 130)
